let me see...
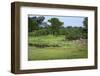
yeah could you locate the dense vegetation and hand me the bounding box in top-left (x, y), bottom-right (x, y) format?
top-left (28, 16), bottom-right (88, 40)
top-left (28, 16), bottom-right (88, 60)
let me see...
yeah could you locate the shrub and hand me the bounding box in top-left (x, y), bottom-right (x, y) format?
top-left (65, 28), bottom-right (81, 40)
top-left (29, 29), bottom-right (52, 36)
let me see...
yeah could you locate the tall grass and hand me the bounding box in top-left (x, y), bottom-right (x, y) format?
top-left (28, 35), bottom-right (88, 60)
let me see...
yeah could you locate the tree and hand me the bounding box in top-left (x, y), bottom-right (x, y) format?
top-left (28, 16), bottom-right (45, 32)
top-left (37, 16), bottom-right (45, 25)
top-left (83, 17), bottom-right (88, 29)
top-left (48, 18), bottom-right (64, 35)
top-left (82, 17), bottom-right (88, 39)
top-left (65, 27), bottom-right (81, 40)
top-left (28, 17), bottom-right (38, 32)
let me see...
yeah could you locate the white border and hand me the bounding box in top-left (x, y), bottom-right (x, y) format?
top-left (20, 7), bottom-right (95, 70)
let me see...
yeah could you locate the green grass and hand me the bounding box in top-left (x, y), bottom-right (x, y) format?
top-left (28, 35), bottom-right (88, 60)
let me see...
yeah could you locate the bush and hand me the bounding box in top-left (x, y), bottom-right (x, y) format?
top-left (58, 29), bottom-right (66, 35)
top-left (29, 29), bottom-right (51, 36)
top-left (65, 28), bottom-right (81, 40)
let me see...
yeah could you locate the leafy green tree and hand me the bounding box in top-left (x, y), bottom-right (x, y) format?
top-left (28, 17), bottom-right (38, 32)
top-left (37, 16), bottom-right (45, 25)
top-left (82, 17), bottom-right (88, 39)
top-left (65, 27), bottom-right (81, 40)
top-left (48, 18), bottom-right (64, 35)
top-left (83, 17), bottom-right (88, 29)
top-left (28, 16), bottom-right (45, 32)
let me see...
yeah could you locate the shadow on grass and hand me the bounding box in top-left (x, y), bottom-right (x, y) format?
top-left (29, 43), bottom-right (61, 48)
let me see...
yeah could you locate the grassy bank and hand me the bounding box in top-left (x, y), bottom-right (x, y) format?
top-left (28, 35), bottom-right (88, 60)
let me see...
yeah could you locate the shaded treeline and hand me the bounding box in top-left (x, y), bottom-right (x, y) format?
top-left (28, 16), bottom-right (88, 40)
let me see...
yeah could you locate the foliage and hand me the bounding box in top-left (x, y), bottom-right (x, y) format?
top-left (29, 29), bottom-right (50, 36)
top-left (48, 18), bottom-right (64, 35)
top-left (28, 16), bottom-right (45, 32)
top-left (83, 17), bottom-right (88, 29)
top-left (82, 17), bottom-right (88, 38)
top-left (28, 16), bottom-right (88, 40)
top-left (28, 16), bottom-right (88, 60)
top-left (28, 17), bottom-right (38, 32)
top-left (65, 27), bottom-right (82, 40)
